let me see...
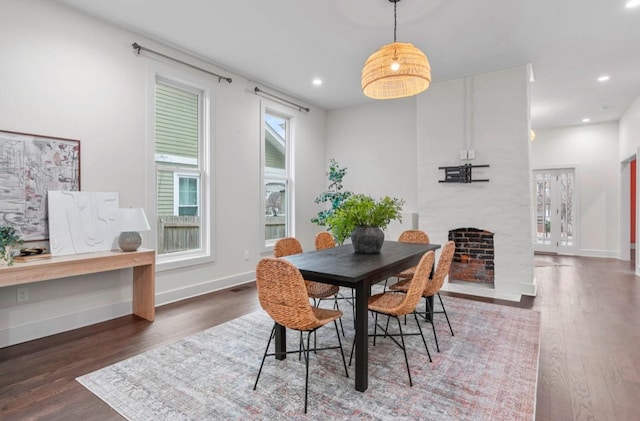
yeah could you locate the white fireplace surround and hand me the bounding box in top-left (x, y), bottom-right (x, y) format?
top-left (417, 68), bottom-right (536, 301)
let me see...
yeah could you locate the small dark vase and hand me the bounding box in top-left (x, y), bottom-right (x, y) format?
top-left (351, 226), bottom-right (384, 254)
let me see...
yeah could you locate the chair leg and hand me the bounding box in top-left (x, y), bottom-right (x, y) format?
top-left (311, 299), bottom-right (319, 354)
top-left (413, 312), bottom-right (432, 362)
top-left (257, 322), bottom-right (346, 414)
top-left (383, 314), bottom-right (391, 338)
top-left (334, 320), bottom-right (349, 378)
top-left (253, 324), bottom-right (276, 390)
top-left (394, 316), bottom-right (413, 386)
top-left (333, 295), bottom-right (346, 337)
top-left (304, 331), bottom-right (311, 414)
top-left (373, 312), bottom-right (379, 346)
top-left (351, 289), bottom-right (356, 321)
top-left (424, 296), bottom-right (440, 352)
top-left (298, 331), bottom-right (303, 360)
top-left (348, 336), bottom-right (355, 366)
top-left (438, 292), bottom-right (454, 336)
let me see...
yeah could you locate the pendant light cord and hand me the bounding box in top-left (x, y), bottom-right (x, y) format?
top-left (393, 1), bottom-right (397, 42)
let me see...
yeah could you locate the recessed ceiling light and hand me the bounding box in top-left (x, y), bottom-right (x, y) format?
top-left (597, 75), bottom-right (610, 82)
top-left (582, 118), bottom-right (591, 123)
top-left (625, 0), bottom-right (640, 9)
top-left (312, 78), bottom-right (322, 86)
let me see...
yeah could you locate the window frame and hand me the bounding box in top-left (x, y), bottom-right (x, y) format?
top-left (260, 101), bottom-right (294, 251)
top-left (148, 64), bottom-right (214, 271)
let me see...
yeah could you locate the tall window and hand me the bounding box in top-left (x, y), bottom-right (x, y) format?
top-left (155, 78), bottom-right (208, 257)
top-left (262, 108), bottom-right (292, 246)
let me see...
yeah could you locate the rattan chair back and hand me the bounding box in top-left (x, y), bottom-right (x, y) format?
top-left (378, 251), bottom-right (435, 316)
top-left (256, 257), bottom-right (323, 331)
top-left (423, 241), bottom-right (455, 297)
top-left (391, 230), bottom-right (430, 280)
top-left (398, 229), bottom-right (430, 244)
top-left (315, 231), bottom-right (336, 250)
top-left (273, 237), bottom-right (341, 301)
top-left (273, 237), bottom-right (303, 258)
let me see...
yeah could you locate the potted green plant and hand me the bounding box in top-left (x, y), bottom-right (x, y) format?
top-left (0, 224), bottom-right (23, 266)
top-left (325, 194), bottom-right (404, 253)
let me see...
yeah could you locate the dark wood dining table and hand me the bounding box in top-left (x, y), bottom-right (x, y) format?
top-left (282, 240), bottom-right (440, 392)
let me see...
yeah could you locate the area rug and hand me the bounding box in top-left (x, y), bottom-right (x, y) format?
top-left (77, 295), bottom-right (540, 420)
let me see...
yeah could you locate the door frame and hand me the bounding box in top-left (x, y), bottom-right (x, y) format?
top-left (619, 152), bottom-right (639, 273)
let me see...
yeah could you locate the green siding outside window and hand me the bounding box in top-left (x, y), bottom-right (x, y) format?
top-left (155, 79), bottom-right (204, 256)
top-left (156, 83), bottom-right (198, 159)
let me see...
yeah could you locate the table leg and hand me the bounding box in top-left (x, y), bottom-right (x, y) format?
top-left (424, 265), bottom-right (436, 322)
top-left (354, 282), bottom-right (369, 392)
top-left (132, 263), bottom-right (155, 321)
top-left (425, 295), bottom-right (434, 322)
top-left (275, 323), bottom-right (286, 360)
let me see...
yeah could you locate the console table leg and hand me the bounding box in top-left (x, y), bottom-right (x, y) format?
top-left (133, 263), bottom-right (155, 321)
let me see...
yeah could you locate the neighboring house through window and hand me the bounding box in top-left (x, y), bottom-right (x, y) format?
top-left (174, 173), bottom-right (199, 216)
top-left (262, 105), bottom-right (292, 247)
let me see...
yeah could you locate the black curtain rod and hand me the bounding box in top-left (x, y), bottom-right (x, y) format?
top-left (132, 42), bottom-right (232, 84)
top-left (254, 87), bottom-right (310, 113)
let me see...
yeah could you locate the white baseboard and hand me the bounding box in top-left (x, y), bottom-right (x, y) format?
top-left (0, 302), bottom-right (132, 348)
top-left (577, 249), bottom-right (619, 258)
top-left (520, 277), bottom-right (538, 296)
top-left (440, 282), bottom-right (522, 302)
top-left (538, 249), bottom-right (619, 259)
top-left (156, 270), bottom-right (256, 306)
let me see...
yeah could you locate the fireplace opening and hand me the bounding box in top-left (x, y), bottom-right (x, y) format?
top-left (448, 228), bottom-right (494, 285)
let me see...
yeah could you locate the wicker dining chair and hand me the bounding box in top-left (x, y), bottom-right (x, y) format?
top-left (383, 230), bottom-right (430, 290)
top-left (275, 237), bottom-right (344, 336)
top-left (253, 257), bottom-right (349, 413)
top-left (275, 237), bottom-right (341, 302)
top-left (389, 240), bottom-right (456, 352)
top-left (350, 250), bottom-right (435, 386)
top-left (314, 231), bottom-right (355, 326)
top-left (314, 231), bottom-right (336, 251)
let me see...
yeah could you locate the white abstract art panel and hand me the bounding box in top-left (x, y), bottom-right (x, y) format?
top-left (48, 191), bottom-right (119, 256)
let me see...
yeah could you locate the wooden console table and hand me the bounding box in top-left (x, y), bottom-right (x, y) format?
top-left (0, 249), bottom-right (156, 321)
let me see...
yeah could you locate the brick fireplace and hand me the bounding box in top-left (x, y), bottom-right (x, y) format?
top-left (448, 228), bottom-right (494, 285)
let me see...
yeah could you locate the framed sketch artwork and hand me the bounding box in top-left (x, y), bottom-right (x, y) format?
top-left (0, 130), bottom-right (80, 241)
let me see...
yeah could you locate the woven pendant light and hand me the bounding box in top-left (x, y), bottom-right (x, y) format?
top-left (362, 0), bottom-right (431, 100)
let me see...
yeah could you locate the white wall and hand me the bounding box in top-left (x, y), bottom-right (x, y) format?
top-left (0, 0), bottom-right (327, 347)
top-left (325, 98), bottom-right (419, 240)
top-left (417, 67), bottom-right (535, 300)
top-left (531, 122), bottom-right (620, 257)
top-left (619, 96), bottom-right (640, 161)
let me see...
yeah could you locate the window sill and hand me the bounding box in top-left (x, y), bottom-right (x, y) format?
top-left (155, 250), bottom-right (214, 272)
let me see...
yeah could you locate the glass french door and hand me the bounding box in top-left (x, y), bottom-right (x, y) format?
top-left (533, 169), bottom-right (576, 253)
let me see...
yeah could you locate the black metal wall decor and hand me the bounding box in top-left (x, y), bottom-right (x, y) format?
top-left (439, 164), bottom-right (490, 183)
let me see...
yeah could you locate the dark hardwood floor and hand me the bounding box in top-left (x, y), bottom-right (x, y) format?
top-left (1, 254), bottom-right (639, 420)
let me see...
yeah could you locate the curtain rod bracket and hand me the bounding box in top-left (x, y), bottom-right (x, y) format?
top-left (131, 42), bottom-right (232, 84)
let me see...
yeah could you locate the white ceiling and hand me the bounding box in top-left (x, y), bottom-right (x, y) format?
top-left (54, 0), bottom-right (640, 129)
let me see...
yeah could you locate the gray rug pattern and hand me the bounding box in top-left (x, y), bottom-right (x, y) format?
top-left (77, 295), bottom-right (540, 420)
